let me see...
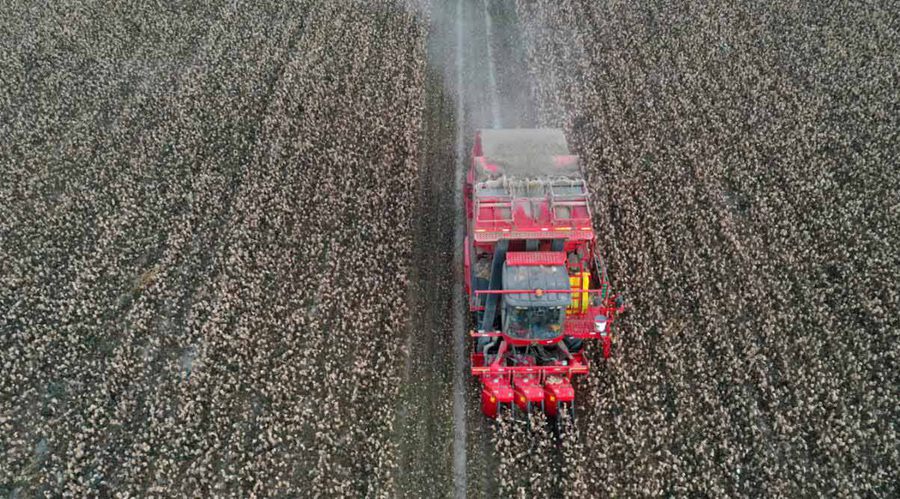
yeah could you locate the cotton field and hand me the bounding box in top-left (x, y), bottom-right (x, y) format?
top-left (1, 0), bottom-right (896, 497)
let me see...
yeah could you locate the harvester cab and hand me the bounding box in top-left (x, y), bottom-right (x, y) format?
top-left (464, 128), bottom-right (624, 420)
top-left (501, 257), bottom-right (570, 340)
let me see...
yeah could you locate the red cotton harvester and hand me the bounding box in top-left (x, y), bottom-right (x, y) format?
top-left (465, 129), bottom-right (625, 420)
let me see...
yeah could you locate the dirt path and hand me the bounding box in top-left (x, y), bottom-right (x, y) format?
top-left (397, 0), bottom-right (542, 496)
top-left (394, 0), bottom-right (466, 496)
top-left (451, 0), bottom-right (470, 496)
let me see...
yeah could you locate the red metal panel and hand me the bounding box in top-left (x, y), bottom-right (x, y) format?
top-left (506, 251), bottom-right (567, 266)
top-left (563, 315), bottom-right (595, 335)
top-left (473, 229), bottom-right (594, 242)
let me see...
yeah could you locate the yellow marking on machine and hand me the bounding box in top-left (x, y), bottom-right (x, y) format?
top-left (567, 271), bottom-right (590, 314)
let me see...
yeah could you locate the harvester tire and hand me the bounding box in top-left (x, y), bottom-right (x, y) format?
top-left (564, 336), bottom-right (584, 353)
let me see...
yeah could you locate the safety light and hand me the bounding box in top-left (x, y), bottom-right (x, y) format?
top-left (594, 314), bottom-right (608, 335)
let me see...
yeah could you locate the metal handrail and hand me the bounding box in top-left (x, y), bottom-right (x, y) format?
top-left (474, 288), bottom-right (607, 295)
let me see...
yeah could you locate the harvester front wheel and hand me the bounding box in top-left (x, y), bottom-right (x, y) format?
top-left (557, 402), bottom-right (576, 426)
top-left (498, 402), bottom-right (512, 419)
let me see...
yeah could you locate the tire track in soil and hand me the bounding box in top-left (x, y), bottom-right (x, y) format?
top-left (480, 0), bottom-right (502, 129)
top-left (451, 0), bottom-right (469, 495)
top-left (400, 0), bottom-right (551, 496)
top-left (394, 0), bottom-right (462, 496)
top-left (395, 7), bottom-right (456, 497)
top-left (460, 0), bottom-right (493, 494)
top-left (459, 0), bottom-right (570, 497)
top-left (464, 1), bottom-right (588, 496)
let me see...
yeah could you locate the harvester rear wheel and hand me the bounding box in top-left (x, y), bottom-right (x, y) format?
top-left (491, 402), bottom-right (499, 420)
top-left (563, 336), bottom-right (584, 353)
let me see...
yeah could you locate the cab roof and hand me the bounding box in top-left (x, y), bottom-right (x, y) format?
top-left (502, 263), bottom-right (571, 307)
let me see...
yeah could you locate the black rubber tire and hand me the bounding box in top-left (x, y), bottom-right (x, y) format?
top-left (471, 311), bottom-right (483, 330)
top-left (496, 402), bottom-right (510, 420)
top-left (564, 336), bottom-right (584, 353)
top-left (557, 402), bottom-right (576, 426)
